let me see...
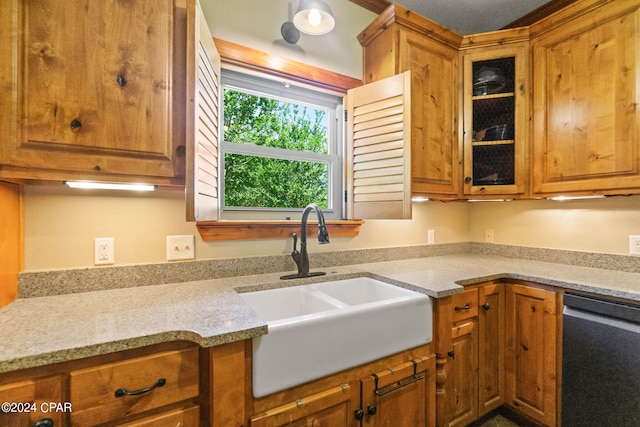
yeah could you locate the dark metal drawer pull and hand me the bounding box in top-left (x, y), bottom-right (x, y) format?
top-left (372, 360), bottom-right (423, 397)
top-left (114, 378), bottom-right (166, 397)
top-left (454, 303), bottom-right (471, 312)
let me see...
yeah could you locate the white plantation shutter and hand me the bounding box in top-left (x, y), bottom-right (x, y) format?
top-left (346, 71), bottom-right (412, 219)
top-left (186, 0), bottom-right (220, 221)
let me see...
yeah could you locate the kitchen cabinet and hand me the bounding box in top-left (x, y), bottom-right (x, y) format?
top-left (0, 0), bottom-right (186, 185)
top-left (69, 346), bottom-right (199, 426)
top-left (250, 383), bottom-right (359, 427)
top-left (0, 342), bottom-right (200, 427)
top-left (435, 281), bottom-right (560, 427)
top-left (436, 285), bottom-right (503, 427)
top-left (530, 0), bottom-right (640, 197)
top-left (0, 374), bottom-right (63, 427)
top-left (461, 34), bottom-right (529, 197)
top-left (356, 3), bottom-right (462, 210)
top-left (477, 283), bottom-right (506, 416)
top-left (505, 283), bottom-right (560, 426)
top-left (249, 345), bottom-right (436, 427)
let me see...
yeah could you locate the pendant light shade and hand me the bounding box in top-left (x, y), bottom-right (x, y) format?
top-left (293, 0), bottom-right (335, 35)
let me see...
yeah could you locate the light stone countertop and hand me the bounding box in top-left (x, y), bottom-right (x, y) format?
top-left (2, 253), bottom-right (640, 374)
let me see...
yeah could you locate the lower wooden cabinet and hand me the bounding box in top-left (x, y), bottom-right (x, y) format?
top-left (0, 375), bottom-right (64, 427)
top-left (0, 342), bottom-right (200, 427)
top-left (250, 384), bottom-right (360, 427)
top-left (505, 284), bottom-right (559, 426)
top-left (435, 281), bottom-right (558, 427)
top-left (116, 405), bottom-right (200, 427)
top-left (249, 346), bottom-right (436, 427)
top-left (69, 346), bottom-right (199, 426)
top-left (361, 356), bottom-right (435, 427)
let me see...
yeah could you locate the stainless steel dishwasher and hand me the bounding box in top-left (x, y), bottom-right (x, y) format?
top-left (562, 292), bottom-right (640, 426)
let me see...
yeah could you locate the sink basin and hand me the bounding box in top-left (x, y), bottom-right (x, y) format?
top-left (239, 277), bottom-right (432, 397)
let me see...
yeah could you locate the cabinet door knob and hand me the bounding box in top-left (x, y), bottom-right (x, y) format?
top-left (35, 419), bottom-right (54, 427)
top-left (354, 409), bottom-right (364, 420)
top-left (70, 118), bottom-right (82, 130)
top-left (465, 176), bottom-right (472, 183)
top-left (482, 303), bottom-right (491, 311)
top-left (447, 350), bottom-right (455, 358)
top-left (367, 404), bottom-right (377, 416)
top-left (117, 74), bottom-right (128, 87)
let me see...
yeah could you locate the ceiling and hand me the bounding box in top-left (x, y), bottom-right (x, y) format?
top-left (388, 0), bottom-right (552, 34)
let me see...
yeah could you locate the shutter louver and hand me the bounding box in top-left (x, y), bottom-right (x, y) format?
top-left (346, 71), bottom-right (412, 219)
top-left (186, 0), bottom-right (220, 221)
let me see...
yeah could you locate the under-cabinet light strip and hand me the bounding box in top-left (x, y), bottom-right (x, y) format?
top-left (547, 195), bottom-right (607, 201)
top-left (64, 181), bottom-right (156, 192)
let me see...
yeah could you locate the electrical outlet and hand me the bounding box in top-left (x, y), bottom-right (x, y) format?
top-left (629, 235), bottom-right (640, 255)
top-left (427, 229), bottom-right (435, 245)
top-left (94, 238), bottom-right (114, 265)
top-left (167, 235), bottom-right (195, 261)
top-left (485, 229), bottom-right (495, 243)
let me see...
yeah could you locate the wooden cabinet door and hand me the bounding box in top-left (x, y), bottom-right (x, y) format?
top-left (0, 0), bottom-right (184, 184)
top-left (250, 383), bottom-right (359, 427)
top-left (0, 375), bottom-right (63, 427)
top-left (116, 405), bottom-right (199, 427)
top-left (505, 284), bottom-right (559, 426)
top-left (357, 4), bottom-right (462, 204)
top-left (531, 0), bottom-right (640, 196)
top-left (461, 40), bottom-right (529, 197)
top-left (361, 355), bottom-right (435, 427)
top-left (446, 319), bottom-right (478, 427)
top-left (399, 30), bottom-right (460, 199)
top-left (478, 283), bottom-right (505, 416)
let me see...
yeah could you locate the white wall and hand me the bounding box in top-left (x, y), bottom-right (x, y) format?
top-left (201, 0), bottom-right (375, 78)
top-left (22, 186), bottom-right (469, 271)
top-left (468, 196), bottom-right (640, 254)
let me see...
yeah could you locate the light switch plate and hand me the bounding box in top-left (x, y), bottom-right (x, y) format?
top-left (629, 235), bottom-right (640, 255)
top-left (167, 235), bottom-right (195, 261)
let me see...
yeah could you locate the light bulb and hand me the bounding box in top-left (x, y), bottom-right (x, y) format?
top-left (308, 8), bottom-right (321, 26)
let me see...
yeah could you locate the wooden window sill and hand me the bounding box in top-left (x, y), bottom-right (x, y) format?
top-left (196, 220), bottom-right (364, 241)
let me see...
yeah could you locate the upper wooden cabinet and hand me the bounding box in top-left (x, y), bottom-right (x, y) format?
top-left (357, 4), bottom-right (462, 203)
top-left (460, 32), bottom-right (530, 197)
top-left (0, 0), bottom-right (186, 185)
top-left (530, 0), bottom-right (640, 196)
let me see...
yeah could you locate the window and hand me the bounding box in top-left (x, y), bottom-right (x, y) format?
top-left (220, 69), bottom-right (343, 219)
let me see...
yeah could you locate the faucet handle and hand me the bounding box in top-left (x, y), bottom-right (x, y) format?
top-left (291, 233), bottom-right (300, 264)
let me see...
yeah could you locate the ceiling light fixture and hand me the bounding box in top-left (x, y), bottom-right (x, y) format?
top-left (64, 181), bottom-right (156, 192)
top-left (293, 0), bottom-right (335, 35)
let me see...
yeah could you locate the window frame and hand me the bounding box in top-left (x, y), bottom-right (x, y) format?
top-left (193, 39), bottom-right (365, 241)
top-left (219, 68), bottom-right (345, 220)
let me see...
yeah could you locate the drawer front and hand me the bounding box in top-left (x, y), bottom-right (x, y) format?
top-left (70, 347), bottom-right (199, 426)
top-left (116, 405), bottom-right (199, 427)
top-left (451, 288), bottom-right (479, 322)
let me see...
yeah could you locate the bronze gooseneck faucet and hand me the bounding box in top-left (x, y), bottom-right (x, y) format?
top-left (281, 203), bottom-right (330, 279)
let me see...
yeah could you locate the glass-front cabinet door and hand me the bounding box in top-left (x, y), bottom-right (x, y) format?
top-left (462, 42), bottom-right (528, 197)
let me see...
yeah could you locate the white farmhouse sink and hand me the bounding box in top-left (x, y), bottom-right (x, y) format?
top-left (239, 277), bottom-right (432, 397)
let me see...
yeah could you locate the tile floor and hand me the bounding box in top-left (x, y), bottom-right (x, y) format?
top-left (474, 414), bottom-right (522, 427)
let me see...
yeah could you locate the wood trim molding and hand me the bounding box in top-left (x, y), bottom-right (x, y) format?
top-left (196, 220), bottom-right (364, 241)
top-left (213, 38), bottom-right (362, 94)
top-left (348, 0), bottom-right (390, 14)
top-left (503, 0), bottom-right (579, 29)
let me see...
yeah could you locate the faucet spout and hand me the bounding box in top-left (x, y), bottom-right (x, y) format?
top-left (281, 203), bottom-right (330, 280)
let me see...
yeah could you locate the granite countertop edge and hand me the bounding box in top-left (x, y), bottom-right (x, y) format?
top-left (2, 253), bottom-right (640, 374)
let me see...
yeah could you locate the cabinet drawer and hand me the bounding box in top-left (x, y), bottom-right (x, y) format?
top-left (451, 288), bottom-right (479, 322)
top-left (116, 405), bottom-right (199, 427)
top-left (70, 347), bottom-right (199, 426)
